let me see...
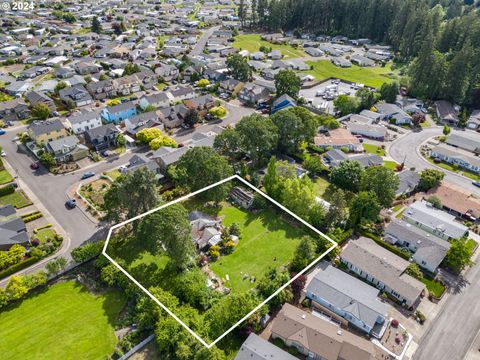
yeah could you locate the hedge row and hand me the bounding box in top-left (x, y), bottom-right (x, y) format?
top-left (33, 224), bottom-right (52, 234)
top-left (0, 184), bottom-right (15, 197)
top-left (23, 213), bottom-right (43, 223)
top-left (0, 257), bottom-right (38, 280)
top-left (360, 231), bottom-right (411, 260)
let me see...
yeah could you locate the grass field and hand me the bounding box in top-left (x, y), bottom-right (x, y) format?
top-left (210, 205), bottom-right (306, 293)
top-left (233, 34), bottom-right (306, 59)
top-left (305, 60), bottom-right (398, 88)
top-left (105, 169), bottom-right (122, 181)
top-left (0, 169), bottom-right (13, 184)
top-left (363, 143), bottom-right (385, 156)
top-left (35, 228), bottom-right (56, 243)
top-left (0, 190), bottom-right (33, 208)
top-left (0, 281), bottom-right (125, 360)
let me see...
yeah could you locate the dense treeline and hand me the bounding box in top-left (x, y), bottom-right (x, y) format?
top-left (247, 0), bottom-right (480, 106)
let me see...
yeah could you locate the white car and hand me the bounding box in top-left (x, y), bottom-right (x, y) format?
top-left (1, 151), bottom-right (6, 157)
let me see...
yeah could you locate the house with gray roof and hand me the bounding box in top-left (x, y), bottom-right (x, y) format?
top-left (65, 111), bottom-right (102, 134)
top-left (340, 237), bottom-right (425, 307)
top-left (466, 110), bottom-right (480, 130)
top-left (445, 132), bottom-right (480, 153)
top-left (349, 153), bottom-right (383, 167)
top-left (375, 103), bottom-right (412, 125)
top-left (396, 170), bottom-right (420, 197)
top-left (402, 200), bottom-right (469, 241)
top-left (125, 111), bottom-right (163, 135)
top-left (0, 205), bottom-right (30, 251)
top-left (121, 154), bottom-right (164, 182)
top-left (324, 149), bottom-right (349, 167)
top-left (435, 100), bottom-right (459, 125)
top-left (235, 333), bottom-right (296, 360)
top-left (84, 123), bottom-right (120, 151)
top-left (45, 135), bottom-right (89, 163)
top-left (385, 219), bottom-right (451, 273)
top-left (431, 143), bottom-right (480, 174)
top-left (306, 262), bottom-right (389, 338)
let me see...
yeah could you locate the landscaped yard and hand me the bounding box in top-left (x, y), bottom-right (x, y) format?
top-left (305, 60), bottom-right (398, 88)
top-left (426, 157), bottom-right (480, 181)
top-left (421, 276), bottom-right (445, 298)
top-left (0, 281), bottom-right (125, 360)
top-left (232, 34), bottom-right (306, 59)
top-left (0, 190), bottom-right (33, 208)
top-left (363, 143), bottom-right (385, 156)
top-left (209, 205), bottom-right (307, 293)
top-left (80, 178), bottom-right (112, 209)
top-left (0, 169), bottom-right (13, 184)
top-left (35, 228), bottom-right (56, 244)
top-left (105, 169), bottom-right (122, 181)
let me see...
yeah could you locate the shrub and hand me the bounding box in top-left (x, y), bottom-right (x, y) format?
top-left (23, 213), bottom-right (43, 223)
top-left (71, 241), bottom-right (105, 263)
top-left (0, 184), bottom-right (15, 197)
top-left (209, 106), bottom-right (227, 118)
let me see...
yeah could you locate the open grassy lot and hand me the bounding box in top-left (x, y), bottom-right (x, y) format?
top-left (233, 34), bottom-right (306, 59)
top-left (363, 143), bottom-right (385, 156)
top-left (0, 281), bottom-right (125, 360)
top-left (305, 60), bottom-right (398, 88)
top-left (0, 190), bottom-right (33, 208)
top-left (0, 169), bottom-right (13, 184)
top-left (210, 205), bottom-right (306, 293)
top-left (105, 169), bottom-right (122, 181)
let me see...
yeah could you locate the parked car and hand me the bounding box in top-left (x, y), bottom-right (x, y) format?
top-left (0, 129), bottom-right (6, 135)
top-left (1, 151), bottom-right (6, 157)
top-left (30, 162), bottom-right (40, 170)
top-left (65, 199), bottom-right (77, 209)
top-left (472, 181), bottom-right (480, 188)
top-left (81, 171), bottom-right (95, 180)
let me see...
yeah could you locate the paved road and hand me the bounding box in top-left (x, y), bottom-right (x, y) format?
top-left (388, 127), bottom-right (480, 196)
top-left (0, 103), bottom-right (253, 281)
top-left (388, 126), bottom-right (480, 359)
top-left (412, 260), bottom-right (480, 360)
top-left (191, 26), bottom-right (220, 56)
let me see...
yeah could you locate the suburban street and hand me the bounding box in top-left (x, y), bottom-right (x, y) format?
top-left (412, 257), bottom-right (480, 360)
top-left (0, 101), bottom-right (254, 284)
top-left (190, 25), bottom-right (220, 56)
top-left (387, 126), bottom-right (480, 360)
top-left (388, 126), bottom-right (480, 196)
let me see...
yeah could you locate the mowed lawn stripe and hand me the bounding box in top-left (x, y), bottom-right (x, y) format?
top-left (0, 281), bottom-right (125, 360)
top-left (210, 206), bottom-right (304, 293)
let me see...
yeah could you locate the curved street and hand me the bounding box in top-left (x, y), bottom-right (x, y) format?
top-left (388, 127), bottom-right (480, 196)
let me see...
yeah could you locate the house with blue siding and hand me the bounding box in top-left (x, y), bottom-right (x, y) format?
top-left (305, 262), bottom-right (389, 338)
top-left (101, 101), bottom-right (138, 123)
top-left (271, 94), bottom-right (297, 114)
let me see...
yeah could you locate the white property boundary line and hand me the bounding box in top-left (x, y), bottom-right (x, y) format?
top-left (102, 174), bottom-right (337, 348)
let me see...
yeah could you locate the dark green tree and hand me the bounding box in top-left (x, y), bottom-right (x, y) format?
top-left (91, 16), bottom-right (101, 33)
top-left (380, 82), bottom-right (400, 103)
top-left (329, 160), bottom-right (365, 192)
top-left (226, 54), bottom-right (252, 82)
top-left (348, 191), bottom-right (381, 227)
top-left (168, 147), bottom-right (233, 203)
top-left (274, 69), bottom-right (301, 99)
top-left (361, 166), bottom-right (400, 208)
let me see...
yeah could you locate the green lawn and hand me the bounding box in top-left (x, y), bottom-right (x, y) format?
top-left (35, 228), bottom-right (56, 244)
top-left (0, 190), bottom-right (33, 208)
top-left (363, 143), bottom-right (385, 156)
top-left (305, 60), bottom-right (398, 88)
top-left (421, 276), bottom-right (445, 298)
top-left (210, 205), bottom-right (306, 293)
top-left (0, 169), bottom-right (13, 184)
top-left (105, 169), bottom-right (122, 181)
top-left (426, 157), bottom-right (480, 181)
top-left (391, 204), bottom-right (404, 213)
top-left (0, 281), bottom-right (125, 360)
top-left (233, 34), bottom-right (306, 59)
top-left (466, 239), bottom-right (478, 254)
top-left (312, 176), bottom-right (331, 198)
top-left (384, 160), bottom-right (399, 170)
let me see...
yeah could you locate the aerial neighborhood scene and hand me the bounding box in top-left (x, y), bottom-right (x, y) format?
top-left (0, 0), bottom-right (480, 359)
